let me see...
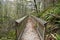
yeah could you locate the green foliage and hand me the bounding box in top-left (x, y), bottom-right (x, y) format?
top-left (0, 30), bottom-right (15, 40)
top-left (7, 30), bottom-right (15, 39)
top-left (37, 1), bottom-right (60, 39)
top-left (43, 14), bottom-right (53, 21)
top-left (56, 0), bottom-right (60, 4)
top-left (54, 7), bottom-right (60, 15)
top-left (56, 34), bottom-right (60, 40)
top-left (39, 5), bottom-right (60, 22)
top-left (0, 16), bottom-right (10, 23)
top-left (1, 37), bottom-right (8, 40)
top-left (0, 2), bottom-right (2, 8)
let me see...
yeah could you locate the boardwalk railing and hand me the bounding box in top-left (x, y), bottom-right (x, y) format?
top-left (15, 15), bottom-right (46, 40)
top-left (15, 15), bottom-right (28, 40)
top-left (31, 15), bottom-right (46, 40)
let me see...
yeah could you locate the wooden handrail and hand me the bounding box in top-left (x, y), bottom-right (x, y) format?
top-left (15, 15), bottom-right (28, 24)
top-left (31, 15), bottom-right (47, 27)
top-left (31, 15), bottom-right (46, 40)
top-left (15, 15), bottom-right (28, 40)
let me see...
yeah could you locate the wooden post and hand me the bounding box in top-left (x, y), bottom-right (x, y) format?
top-left (15, 22), bottom-right (18, 40)
top-left (44, 23), bottom-right (47, 40)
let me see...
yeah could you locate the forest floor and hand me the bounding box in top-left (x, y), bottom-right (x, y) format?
top-left (21, 17), bottom-right (40, 40)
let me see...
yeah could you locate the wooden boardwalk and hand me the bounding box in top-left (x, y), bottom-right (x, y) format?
top-left (15, 15), bottom-right (46, 40)
top-left (21, 17), bottom-right (40, 40)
